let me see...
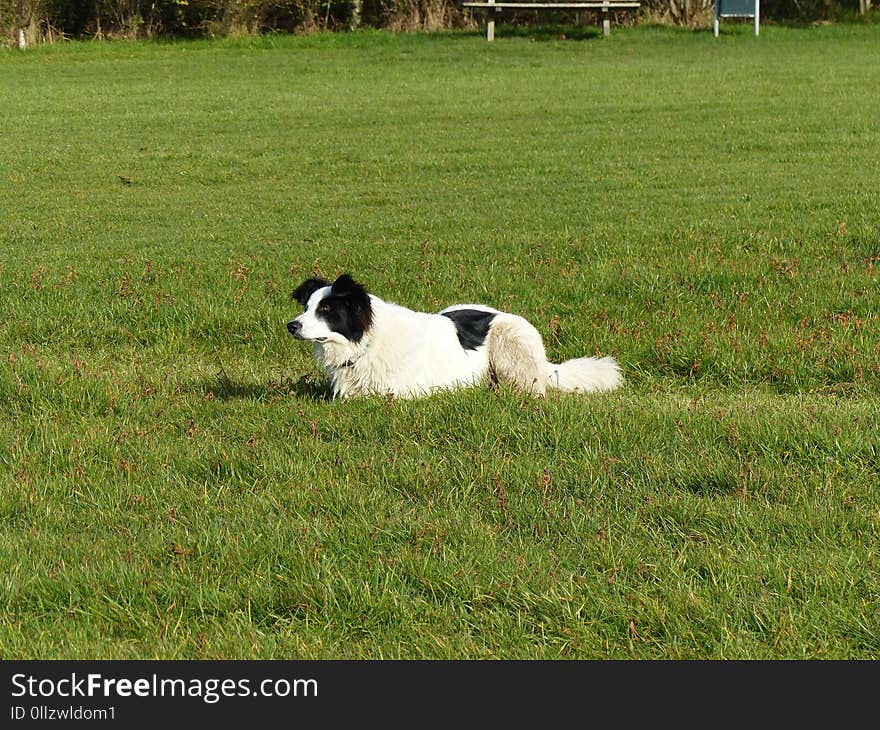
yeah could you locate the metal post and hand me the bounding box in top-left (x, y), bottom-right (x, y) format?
top-left (754, 0), bottom-right (759, 35)
top-left (602, 0), bottom-right (610, 35)
top-left (713, 0), bottom-right (719, 36)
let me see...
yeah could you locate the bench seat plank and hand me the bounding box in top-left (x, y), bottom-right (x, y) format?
top-left (463, 2), bottom-right (639, 6)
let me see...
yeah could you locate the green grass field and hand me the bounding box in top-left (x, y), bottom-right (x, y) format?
top-left (1, 23), bottom-right (879, 659)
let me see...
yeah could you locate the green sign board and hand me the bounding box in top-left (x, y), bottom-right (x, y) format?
top-left (717, 0), bottom-right (756, 14)
top-left (714, 0), bottom-right (759, 34)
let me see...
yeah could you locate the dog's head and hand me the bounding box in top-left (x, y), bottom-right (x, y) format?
top-left (287, 274), bottom-right (373, 345)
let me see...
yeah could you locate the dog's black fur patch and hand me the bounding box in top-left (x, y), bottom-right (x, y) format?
top-left (315, 274), bottom-right (373, 343)
top-left (293, 277), bottom-right (330, 307)
top-left (441, 309), bottom-right (497, 351)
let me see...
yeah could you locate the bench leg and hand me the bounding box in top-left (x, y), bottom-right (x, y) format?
top-left (487, 4), bottom-right (497, 41)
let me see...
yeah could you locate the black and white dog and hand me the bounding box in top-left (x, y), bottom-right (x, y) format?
top-left (287, 274), bottom-right (622, 399)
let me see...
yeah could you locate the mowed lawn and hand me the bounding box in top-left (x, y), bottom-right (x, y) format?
top-left (1, 24), bottom-right (878, 659)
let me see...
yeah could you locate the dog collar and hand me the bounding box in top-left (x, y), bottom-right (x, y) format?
top-left (339, 353), bottom-right (362, 368)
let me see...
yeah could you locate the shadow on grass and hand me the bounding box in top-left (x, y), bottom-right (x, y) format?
top-left (194, 371), bottom-right (333, 402)
top-left (481, 23), bottom-right (604, 41)
top-left (672, 473), bottom-right (742, 497)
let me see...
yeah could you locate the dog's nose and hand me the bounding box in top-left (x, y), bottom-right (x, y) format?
top-left (287, 320), bottom-right (302, 336)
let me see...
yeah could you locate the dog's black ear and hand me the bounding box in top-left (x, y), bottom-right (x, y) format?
top-left (331, 274), bottom-right (373, 330)
top-left (292, 277), bottom-right (330, 307)
top-left (330, 274), bottom-right (365, 296)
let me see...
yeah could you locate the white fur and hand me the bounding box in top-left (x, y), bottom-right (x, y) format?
top-left (292, 287), bottom-right (622, 399)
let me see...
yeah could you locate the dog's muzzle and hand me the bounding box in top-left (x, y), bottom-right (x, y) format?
top-left (287, 320), bottom-right (303, 338)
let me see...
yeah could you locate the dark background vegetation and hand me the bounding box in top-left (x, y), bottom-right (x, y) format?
top-left (1, 0), bottom-right (875, 43)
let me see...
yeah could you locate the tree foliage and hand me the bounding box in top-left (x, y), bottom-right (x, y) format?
top-left (0, 0), bottom-right (470, 40)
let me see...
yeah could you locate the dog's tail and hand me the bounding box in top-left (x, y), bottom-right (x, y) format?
top-left (486, 314), bottom-right (622, 395)
top-left (545, 356), bottom-right (622, 393)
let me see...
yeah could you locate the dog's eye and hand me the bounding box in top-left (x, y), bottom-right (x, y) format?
top-left (317, 303), bottom-right (331, 313)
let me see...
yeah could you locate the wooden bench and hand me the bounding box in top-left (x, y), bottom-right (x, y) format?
top-left (463, 1), bottom-right (641, 39)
